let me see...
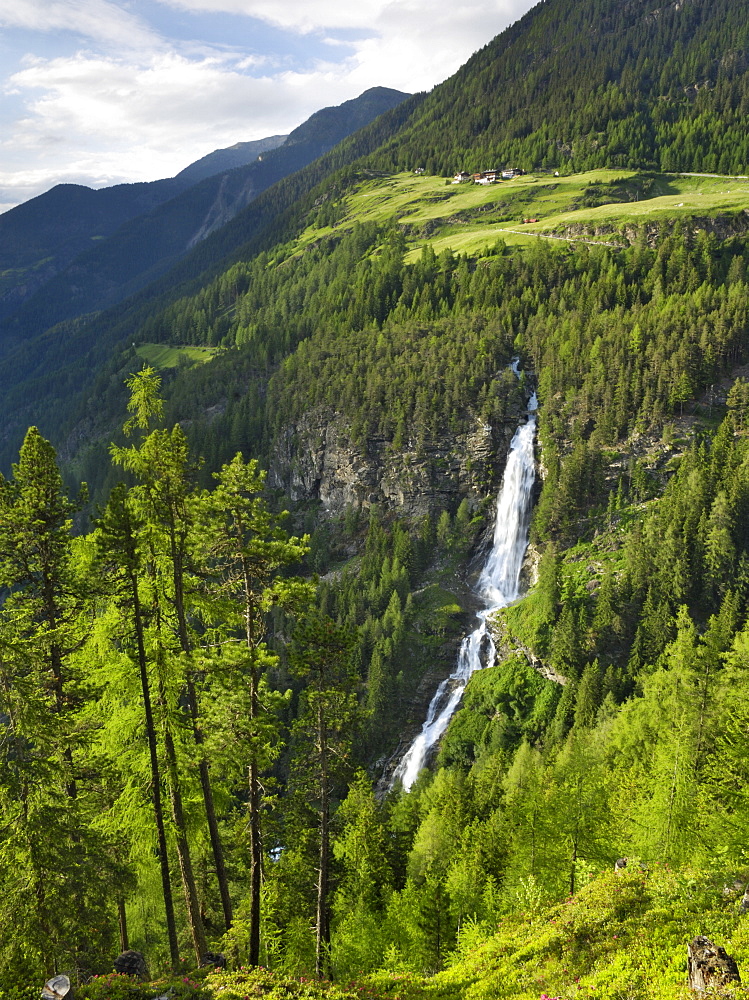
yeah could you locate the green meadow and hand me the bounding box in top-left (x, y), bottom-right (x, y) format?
top-left (292, 169), bottom-right (749, 259)
top-left (134, 342), bottom-right (217, 368)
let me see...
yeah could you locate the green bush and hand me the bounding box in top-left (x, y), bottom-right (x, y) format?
top-left (78, 972), bottom-right (211, 1000)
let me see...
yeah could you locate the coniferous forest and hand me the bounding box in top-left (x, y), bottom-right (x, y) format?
top-left (6, 1), bottom-right (749, 998)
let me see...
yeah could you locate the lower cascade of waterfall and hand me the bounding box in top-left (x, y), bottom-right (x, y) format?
top-left (392, 389), bottom-right (538, 792)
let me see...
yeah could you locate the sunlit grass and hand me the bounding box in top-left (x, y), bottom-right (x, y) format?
top-left (134, 342), bottom-right (216, 368)
top-left (289, 169), bottom-right (749, 262)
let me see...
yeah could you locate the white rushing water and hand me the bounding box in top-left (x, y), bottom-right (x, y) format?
top-left (392, 388), bottom-right (537, 792)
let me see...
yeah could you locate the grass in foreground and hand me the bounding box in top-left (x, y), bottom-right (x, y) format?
top-left (3, 866), bottom-right (745, 1000)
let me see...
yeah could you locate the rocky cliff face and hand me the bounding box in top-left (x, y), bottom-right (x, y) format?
top-left (185, 172), bottom-right (260, 249)
top-left (269, 400), bottom-right (531, 518)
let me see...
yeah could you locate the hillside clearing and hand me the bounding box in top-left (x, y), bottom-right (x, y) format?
top-left (291, 170), bottom-right (749, 260)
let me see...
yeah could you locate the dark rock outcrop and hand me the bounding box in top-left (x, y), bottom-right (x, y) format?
top-left (114, 949), bottom-right (149, 980)
top-left (200, 952), bottom-right (227, 969)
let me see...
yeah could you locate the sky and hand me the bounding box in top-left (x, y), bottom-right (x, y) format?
top-left (0, 0), bottom-right (537, 214)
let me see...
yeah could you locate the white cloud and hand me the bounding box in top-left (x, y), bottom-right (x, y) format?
top-left (1, 49), bottom-right (358, 197)
top-left (157, 0), bottom-right (391, 33)
top-left (156, 0), bottom-right (529, 92)
top-left (159, 0), bottom-right (527, 40)
top-left (0, 0), bottom-right (161, 51)
top-left (0, 0), bottom-right (537, 211)
top-left (342, 2), bottom-right (524, 94)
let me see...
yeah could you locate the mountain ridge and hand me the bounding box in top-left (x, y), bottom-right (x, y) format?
top-left (174, 133), bottom-right (288, 186)
top-left (0, 86), bottom-right (410, 354)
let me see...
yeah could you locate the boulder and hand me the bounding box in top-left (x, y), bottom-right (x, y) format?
top-left (200, 952), bottom-right (227, 969)
top-left (41, 975), bottom-right (71, 1000)
top-left (114, 949), bottom-right (149, 980)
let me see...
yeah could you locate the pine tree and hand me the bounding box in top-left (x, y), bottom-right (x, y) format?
top-left (0, 431), bottom-right (122, 980)
top-left (290, 612), bottom-right (362, 977)
top-left (111, 370), bottom-right (209, 960)
top-left (549, 727), bottom-right (610, 895)
top-left (193, 452), bottom-right (310, 967)
top-left (0, 427), bottom-right (85, 798)
top-left (334, 771), bottom-right (393, 913)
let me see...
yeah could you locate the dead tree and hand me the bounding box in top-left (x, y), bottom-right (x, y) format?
top-left (687, 936), bottom-right (741, 992)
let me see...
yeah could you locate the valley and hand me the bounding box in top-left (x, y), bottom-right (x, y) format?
top-left (4, 0), bottom-right (749, 995)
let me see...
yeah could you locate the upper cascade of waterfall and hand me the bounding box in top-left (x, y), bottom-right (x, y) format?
top-left (476, 411), bottom-right (536, 608)
top-left (392, 366), bottom-right (537, 792)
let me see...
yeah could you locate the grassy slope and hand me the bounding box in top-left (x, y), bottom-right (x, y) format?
top-left (393, 866), bottom-right (749, 1000)
top-left (68, 867), bottom-right (749, 1000)
top-left (134, 343), bottom-right (217, 369)
top-left (288, 170), bottom-right (749, 260)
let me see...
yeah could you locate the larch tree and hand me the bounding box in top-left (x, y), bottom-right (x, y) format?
top-left (111, 369), bottom-right (210, 960)
top-left (95, 483), bottom-right (180, 970)
top-left (0, 429), bottom-right (122, 980)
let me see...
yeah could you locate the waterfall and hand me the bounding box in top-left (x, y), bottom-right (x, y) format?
top-left (392, 388), bottom-right (537, 792)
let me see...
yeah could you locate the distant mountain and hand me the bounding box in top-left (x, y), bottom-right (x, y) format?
top-left (0, 136), bottom-right (283, 323)
top-left (0, 177), bottom-right (187, 318)
top-left (175, 134), bottom-right (288, 186)
top-left (31, 0), bottom-right (749, 364)
top-left (0, 87), bottom-right (410, 353)
top-left (13, 0), bottom-right (749, 473)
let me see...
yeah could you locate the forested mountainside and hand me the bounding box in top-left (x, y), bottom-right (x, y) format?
top-left (0, 138), bottom-right (289, 325)
top-left (0, 92), bottom-right (423, 472)
top-left (366, 0), bottom-right (749, 175)
top-left (0, 88), bottom-right (409, 362)
top-left (0, 131), bottom-right (291, 325)
top-left (0, 177), bottom-right (188, 321)
top-left (5, 0), bottom-right (749, 471)
top-left (5, 0), bottom-right (749, 996)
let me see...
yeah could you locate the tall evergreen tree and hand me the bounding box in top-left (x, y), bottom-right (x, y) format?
top-left (96, 484), bottom-right (181, 970)
top-left (0, 430), bottom-right (121, 981)
top-left (111, 371), bottom-right (210, 961)
top-left (193, 453), bottom-right (310, 967)
top-left (290, 612), bottom-right (361, 978)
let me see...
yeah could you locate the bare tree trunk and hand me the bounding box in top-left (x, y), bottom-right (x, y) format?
top-left (242, 550), bottom-right (262, 968)
top-left (171, 517), bottom-right (233, 931)
top-left (117, 899), bottom-right (129, 953)
top-left (186, 675), bottom-right (234, 931)
top-left (153, 563), bottom-right (206, 964)
top-left (130, 572), bottom-right (180, 971)
top-left (569, 838), bottom-right (577, 897)
top-left (43, 578), bottom-right (78, 802)
top-left (162, 715), bottom-right (208, 964)
top-left (248, 752), bottom-right (262, 967)
top-left (316, 704), bottom-right (330, 979)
